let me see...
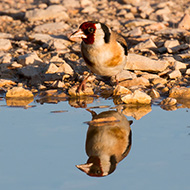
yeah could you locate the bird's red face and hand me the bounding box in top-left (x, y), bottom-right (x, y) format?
top-left (79, 22), bottom-right (96, 44)
top-left (70, 22), bottom-right (96, 44)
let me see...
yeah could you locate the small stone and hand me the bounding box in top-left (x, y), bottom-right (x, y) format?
top-left (11, 61), bottom-right (23, 68)
top-left (51, 80), bottom-right (65, 88)
top-left (68, 85), bottom-right (94, 96)
top-left (6, 87), bottom-right (34, 98)
top-left (167, 44), bottom-right (189, 54)
top-left (155, 6), bottom-right (171, 15)
top-left (0, 32), bottom-right (13, 39)
top-left (133, 39), bottom-right (157, 50)
top-left (0, 39), bottom-right (12, 51)
top-left (127, 27), bottom-right (142, 37)
top-left (164, 40), bottom-right (180, 48)
top-left (174, 61), bottom-right (187, 71)
top-left (178, 13), bottom-right (190, 30)
top-left (125, 53), bottom-right (169, 72)
top-left (148, 88), bottom-right (160, 98)
top-left (45, 63), bottom-right (59, 74)
top-left (186, 68), bottom-right (190, 75)
top-left (25, 5), bottom-right (69, 21)
top-left (125, 19), bottom-right (156, 28)
top-left (145, 22), bottom-right (166, 32)
top-left (81, 6), bottom-right (97, 14)
top-left (169, 87), bottom-right (190, 99)
top-left (168, 70), bottom-right (182, 79)
top-left (18, 52), bottom-right (44, 66)
top-left (121, 0), bottom-right (141, 6)
top-left (113, 85), bottom-right (132, 96)
top-left (112, 70), bottom-right (136, 83)
top-left (119, 77), bottom-right (150, 88)
top-left (0, 79), bottom-right (16, 87)
top-left (19, 65), bottom-right (44, 77)
top-left (50, 56), bottom-right (74, 75)
top-left (151, 78), bottom-right (167, 85)
top-left (80, 0), bottom-right (92, 7)
top-left (34, 22), bottom-right (69, 33)
top-left (160, 97), bottom-right (177, 106)
top-left (121, 90), bottom-right (151, 104)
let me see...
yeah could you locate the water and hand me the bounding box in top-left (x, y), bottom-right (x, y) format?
top-left (0, 97), bottom-right (189, 190)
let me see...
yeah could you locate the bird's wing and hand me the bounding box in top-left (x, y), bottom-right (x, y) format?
top-left (114, 32), bottom-right (128, 56)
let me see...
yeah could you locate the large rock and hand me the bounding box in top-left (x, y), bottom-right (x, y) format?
top-left (25, 5), bottom-right (69, 21)
top-left (121, 90), bottom-right (151, 104)
top-left (125, 53), bottom-right (169, 72)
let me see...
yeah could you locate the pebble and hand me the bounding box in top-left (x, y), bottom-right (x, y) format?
top-left (113, 85), bottom-right (132, 96)
top-left (148, 88), bottom-right (160, 98)
top-left (68, 85), bottom-right (94, 96)
top-left (169, 87), bottom-right (190, 99)
top-left (160, 97), bottom-right (177, 106)
top-left (25, 5), bottom-right (69, 21)
top-left (125, 53), bottom-right (169, 72)
top-left (0, 39), bottom-right (12, 51)
top-left (18, 52), bottom-right (44, 66)
top-left (178, 13), bottom-right (190, 30)
top-left (0, 79), bottom-right (16, 87)
top-left (6, 87), bottom-right (34, 98)
top-left (121, 90), bottom-right (152, 104)
top-left (0, 33), bottom-right (13, 39)
top-left (151, 78), bottom-right (167, 85)
top-left (119, 76), bottom-right (150, 88)
top-left (168, 70), bottom-right (182, 79)
top-left (19, 65), bottom-right (44, 78)
top-left (164, 40), bottom-right (180, 48)
top-left (34, 22), bottom-right (70, 33)
top-left (133, 39), bottom-right (157, 50)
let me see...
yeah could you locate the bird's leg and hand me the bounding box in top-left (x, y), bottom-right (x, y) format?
top-left (77, 73), bottom-right (91, 92)
top-left (115, 75), bottom-right (119, 86)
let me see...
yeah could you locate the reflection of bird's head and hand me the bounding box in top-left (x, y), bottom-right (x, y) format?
top-left (77, 110), bottom-right (132, 177)
top-left (76, 155), bottom-right (117, 177)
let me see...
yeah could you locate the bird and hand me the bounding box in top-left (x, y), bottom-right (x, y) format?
top-left (69, 21), bottom-right (128, 91)
top-left (76, 109), bottom-right (132, 177)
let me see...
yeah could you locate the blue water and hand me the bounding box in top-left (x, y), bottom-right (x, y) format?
top-left (0, 98), bottom-right (189, 190)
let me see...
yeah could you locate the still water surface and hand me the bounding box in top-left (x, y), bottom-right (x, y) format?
top-left (0, 97), bottom-right (189, 190)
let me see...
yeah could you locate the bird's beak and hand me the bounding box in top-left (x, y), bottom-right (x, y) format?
top-left (76, 163), bottom-right (93, 174)
top-left (69, 29), bottom-right (87, 41)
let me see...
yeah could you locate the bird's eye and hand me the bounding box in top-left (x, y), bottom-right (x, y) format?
top-left (96, 170), bottom-right (101, 174)
top-left (88, 27), bottom-right (95, 33)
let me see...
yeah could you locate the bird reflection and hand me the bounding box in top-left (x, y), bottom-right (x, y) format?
top-left (76, 109), bottom-right (132, 177)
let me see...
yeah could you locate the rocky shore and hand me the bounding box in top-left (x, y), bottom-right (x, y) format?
top-left (1, 0), bottom-right (190, 115)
